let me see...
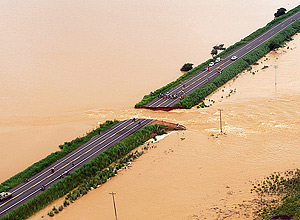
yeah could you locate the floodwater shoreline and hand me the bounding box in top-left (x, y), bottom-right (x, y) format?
top-left (1, 0), bottom-right (299, 183)
top-left (27, 34), bottom-right (300, 220)
top-left (135, 5), bottom-right (300, 109)
top-left (1, 1), bottom-right (300, 219)
top-left (1, 121), bottom-right (184, 220)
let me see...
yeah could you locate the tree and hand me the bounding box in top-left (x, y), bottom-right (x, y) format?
top-left (218, 44), bottom-right (226, 50)
top-left (210, 44), bottom-right (226, 58)
top-left (210, 49), bottom-right (218, 57)
top-left (274, 8), bottom-right (287, 18)
top-left (180, 63), bottom-right (194, 72)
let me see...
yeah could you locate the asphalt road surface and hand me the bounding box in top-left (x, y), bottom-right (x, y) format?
top-left (0, 118), bottom-right (153, 218)
top-left (144, 11), bottom-right (300, 109)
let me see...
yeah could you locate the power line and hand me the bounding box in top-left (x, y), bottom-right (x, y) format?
top-left (109, 192), bottom-right (118, 220)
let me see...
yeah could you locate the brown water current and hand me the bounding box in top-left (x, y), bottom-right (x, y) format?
top-left (1, 0), bottom-right (299, 182)
top-left (1, 0), bottom-right (300, 219)
top-left (29, 33), bottom-right (300, 220)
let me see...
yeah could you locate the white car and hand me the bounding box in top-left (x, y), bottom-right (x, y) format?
top-left (231, 56), bottom-right (237, 61)
top-left (215, 57), bottom-right (221, 63)
top-left (209, 62), bottom-right (214, 67)
top-left (0, 192), bottom-right (12, 201)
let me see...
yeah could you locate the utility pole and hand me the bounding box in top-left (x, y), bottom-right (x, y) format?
top-left (218, 109), bottom-right (223, 133)
top-left (109, 192), bottom-right (118, 220)
top-left (274, 65), bottom-right (278, 85)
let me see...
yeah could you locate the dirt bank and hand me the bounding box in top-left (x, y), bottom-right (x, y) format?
top-left (152, 120), bottom-right (186, 131)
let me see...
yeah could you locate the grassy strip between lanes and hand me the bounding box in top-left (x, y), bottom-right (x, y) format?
top-left (0, 120), bottom-right (118, 193)
top-left (1, 123), bottom-right (168, 220)
top-left (175, 19), bottom-right (300, 108)
top-left (134, 5), bottom-right (300, 108)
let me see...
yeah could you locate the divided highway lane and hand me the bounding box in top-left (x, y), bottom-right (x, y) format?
top-left (145, 11), bottom-right (300, 109)
top-left (0, 118), bottom-right (153, 218)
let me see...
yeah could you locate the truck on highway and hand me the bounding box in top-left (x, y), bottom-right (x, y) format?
top-left (0, 192), bottom-right (12, 201)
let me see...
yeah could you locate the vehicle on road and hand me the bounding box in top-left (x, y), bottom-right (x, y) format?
top-left (0, 192), bottom-right (12, 201)
top-left (231, 56), bottom-right (237, 61)
top-left (209, 62), bottom-right (214, 67)
top-left (215, 57), bottom-right (221, 63)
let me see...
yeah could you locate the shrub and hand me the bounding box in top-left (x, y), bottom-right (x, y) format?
top-left (58, 205), bottom-right (63, 211)
top-left (53, 207), bottom-right (59, 214)
top-left (48, 211), bottom-right (54, 217)
top-left (180, 63), bottom-right (194, 72)
top-left (274, 8), bottom-right (287, 18)
top-left (70, 189), bottom-right (80, 201)
top-left (63, 200), bottom-right (69, 207)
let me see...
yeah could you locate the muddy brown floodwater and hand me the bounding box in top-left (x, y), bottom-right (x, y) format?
top-left (29, 33), bottom-right (300, 220)
top-left (1, 0), bottom-right (300, 219)
top-left (1, 0), bottom-right (299, 182)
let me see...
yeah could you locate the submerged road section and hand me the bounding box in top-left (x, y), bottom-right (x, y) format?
top-left (0, 118), bottom-right (153, 218)
top-left (144, 11), bottom-right (300, 110)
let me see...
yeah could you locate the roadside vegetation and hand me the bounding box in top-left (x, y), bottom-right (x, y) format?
top-left (274, 7), bottom-right (287, 18)
top-left (135, 5), bottom-right (300, 108)
top-left (135, 59), bottom-right (212, 107)
top-left (180, 63), bottom-right (194, 72)
top-left (0, 120), bottom-right (118, 193)
top-left (1, 124), bottom-right (168, 220)
top-left (252, 169), bottom-right (300, 219)
top-left (48, 149), bottom-right (146, 217)
top-left (210, 44), bottom-right (226, 58)
top-left (175, 18), bottom-right (300, 108)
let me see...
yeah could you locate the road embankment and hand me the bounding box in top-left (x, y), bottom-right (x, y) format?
top-left (135, 5), bottom-right (300, 109)
top-left (175, 19), bottom-right (300, 108)
top-left (0, 120), bottom-right (118, 194)
top-left (1, 120), bottom-right (183, 220)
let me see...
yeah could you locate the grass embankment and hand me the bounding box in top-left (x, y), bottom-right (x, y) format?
top-left (1, 124), bottom-right (170, 220)
top-left (0, 120), bottom-right (118, 193)
top-left (135, 5), bottom-right (300, 108)
top-left (252, 169), bottom-right (300, 220)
